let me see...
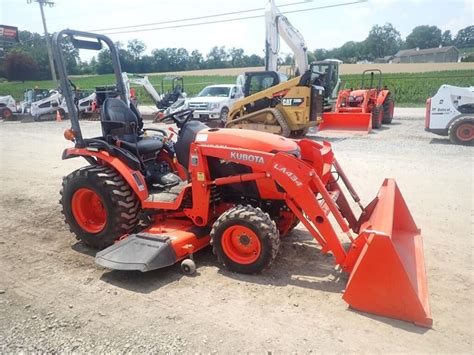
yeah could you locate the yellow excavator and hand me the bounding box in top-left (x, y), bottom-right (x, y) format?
top-left (226, 66), bottom-right (325, 137)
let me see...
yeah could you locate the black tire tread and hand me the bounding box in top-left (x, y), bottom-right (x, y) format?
top-left (60, 165), bottom-right (140, 248)
top-left (272, 109), bottom-right (291, 137)
top-left (371, 105), bottom-right (383, 129)
top-left (382, 94), bottom-right (394, 124)
top-left (448, 116), bottom-right (474, 146)
top-left (210, 205), bottom-right (280, 273)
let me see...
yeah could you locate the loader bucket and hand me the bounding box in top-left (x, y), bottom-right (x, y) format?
top-left (343, 179), bottom-right (432, 327)
top-left (319, 112), bottom-right (372, 133)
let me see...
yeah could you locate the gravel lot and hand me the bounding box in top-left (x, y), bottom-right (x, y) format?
top-left (0, 109), bottom-right (472, 353)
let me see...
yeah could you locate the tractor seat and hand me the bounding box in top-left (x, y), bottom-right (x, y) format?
top-left (101, 98), bottom-right (163, 155)
top-left (119, 137), bottom-right (163, 155)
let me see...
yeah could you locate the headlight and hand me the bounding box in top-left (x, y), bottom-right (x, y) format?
top-left (209, 102), bottom-right (220, 110)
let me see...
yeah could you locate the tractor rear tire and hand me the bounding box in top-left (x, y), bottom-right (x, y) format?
top-left (371, 105), bottom-right (383, 129)
top-left (211, 205), bottom-right (280, 274)
top-left (448, 117), bottom-right (474, 146)
top-left (60, 165), bottom-right (140, 249)
top-left (382, 94), bottom-right (395, 124)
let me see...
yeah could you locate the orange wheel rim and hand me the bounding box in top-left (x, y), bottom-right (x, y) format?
top-left (71, 188), bottom-right (106, 233)
top-left (221, 225), bottom-right (261, 264)
top-left (457, 124), bottom-right (474, 142)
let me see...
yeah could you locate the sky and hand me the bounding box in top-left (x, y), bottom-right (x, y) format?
top-left (2, 0), bottom-right (473, 59)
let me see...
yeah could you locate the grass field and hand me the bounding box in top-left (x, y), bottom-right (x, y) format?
top-left (342, 70), bottom-right (474, 104)
top-left (1, 69), bottom-right (473, 105)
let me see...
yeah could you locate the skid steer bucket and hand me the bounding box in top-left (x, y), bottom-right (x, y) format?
top-left (343, 179), bottom-right (432, 327)
top-left (319, 112), bottom-right (372, 133)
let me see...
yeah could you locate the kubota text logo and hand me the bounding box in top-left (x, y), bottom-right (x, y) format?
top-left (230, 151), bottom-right (265, 164)
top-left (274, 163), bottom-right (303, 187)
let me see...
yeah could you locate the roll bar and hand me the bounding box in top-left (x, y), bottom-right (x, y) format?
top-left (361, 69), bottom-right (382, 91)
top-left (51, 29), bottom-right (127, 148)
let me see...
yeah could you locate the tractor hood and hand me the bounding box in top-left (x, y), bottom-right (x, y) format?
top-left (199, 128), bottom-right (299, 154)
top-left (349, 89), bottom-right (366, 99)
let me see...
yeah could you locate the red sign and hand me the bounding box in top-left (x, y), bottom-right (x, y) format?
top-left (0, 25), bottom-right (19, 43)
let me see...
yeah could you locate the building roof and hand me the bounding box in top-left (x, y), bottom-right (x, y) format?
top-left (394, 46), bottom-right (459, 58)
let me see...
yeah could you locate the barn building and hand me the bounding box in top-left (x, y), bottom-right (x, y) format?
top-left (391, 46), bottom-right (459, 63)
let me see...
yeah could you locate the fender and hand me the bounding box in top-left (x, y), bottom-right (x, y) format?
top-left (62, 147), bottom-right (149, 201)
top-left (376, 89), bottom-right (390, 106)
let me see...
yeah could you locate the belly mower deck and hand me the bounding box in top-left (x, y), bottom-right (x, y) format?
top-left (95, 233), bottom-right (177, 272)
top-left (95, 219), bottom-right (211, 272)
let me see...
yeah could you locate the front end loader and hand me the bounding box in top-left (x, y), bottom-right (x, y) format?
top-left (53, 29), bottom-right (431, 328)
top-left (319, 69), bottom-right (395, 133)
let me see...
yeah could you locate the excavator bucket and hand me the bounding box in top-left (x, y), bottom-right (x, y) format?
top-left (343, 179), bottom-right (432, 327)
top-left (319, 112), bottom-right (372, 133)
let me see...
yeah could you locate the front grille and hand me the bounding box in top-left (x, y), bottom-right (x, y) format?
top-left (188, 102), bottom-right (209, 110)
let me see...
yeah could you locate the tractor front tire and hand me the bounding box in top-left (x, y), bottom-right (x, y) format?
top-left (382, 94), bottom-right (395, 124)
top-left (211, 205), bottom-right (280, 274)
top-left (371, 105), bottom-right (383, 129)
top-left (448, 117), bottom-right (474, 146)
top-left (60, 165), bottom-right (140, 249)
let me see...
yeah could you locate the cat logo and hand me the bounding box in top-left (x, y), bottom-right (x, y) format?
top-left (282, 98), bottom-right (304, 106)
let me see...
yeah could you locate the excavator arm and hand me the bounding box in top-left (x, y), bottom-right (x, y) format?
top-left (265, 0), bottom-right (308, 75)
top-left (122, 72), bottom-right (163, 105)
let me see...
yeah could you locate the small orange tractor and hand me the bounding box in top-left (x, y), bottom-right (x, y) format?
top-left (53, 30), bottom-right (431, 327)
top-left (320, 69), bottom-right (395, 133)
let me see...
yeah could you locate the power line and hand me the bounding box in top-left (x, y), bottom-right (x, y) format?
top-left (99, 0), bottom-right (368, 36)
top-left (90, 0), bottom-right (315, 32)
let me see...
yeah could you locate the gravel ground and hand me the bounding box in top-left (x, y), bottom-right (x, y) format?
top-left (0, 110), bottom-right (472, 353)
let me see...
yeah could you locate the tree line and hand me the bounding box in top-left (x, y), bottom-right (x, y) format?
top-left (313, 24), bottom-right (473, 63)
top-left (0, 31), bottom-right (265, 81)
top-left (1, 24), bottom-right (472, 82)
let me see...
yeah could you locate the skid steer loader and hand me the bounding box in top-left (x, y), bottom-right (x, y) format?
top-left (226, 66), bottom-right (325, 137)
top-left (53, 29), bottom-right (432, 327)
top-left (425, 85), bottom-right (474, 145)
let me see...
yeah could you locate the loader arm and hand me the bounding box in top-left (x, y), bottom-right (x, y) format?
top-left (190, 139), bottom-right (354, 266)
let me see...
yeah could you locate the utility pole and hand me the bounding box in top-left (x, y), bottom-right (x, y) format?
top-left (27, 0), bottom-right (57, 82)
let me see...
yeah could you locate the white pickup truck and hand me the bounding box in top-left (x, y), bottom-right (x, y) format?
top-left (187, 84), bottom-right (243, 123)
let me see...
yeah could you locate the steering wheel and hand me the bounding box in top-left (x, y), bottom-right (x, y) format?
top-left (159, 108), bottom-right (195, 128)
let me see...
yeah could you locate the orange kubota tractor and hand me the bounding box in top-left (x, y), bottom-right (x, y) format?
top-left (320, 69), bottom-right (395, 133)
top-left (53, 30), bottom-right (431, 327)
